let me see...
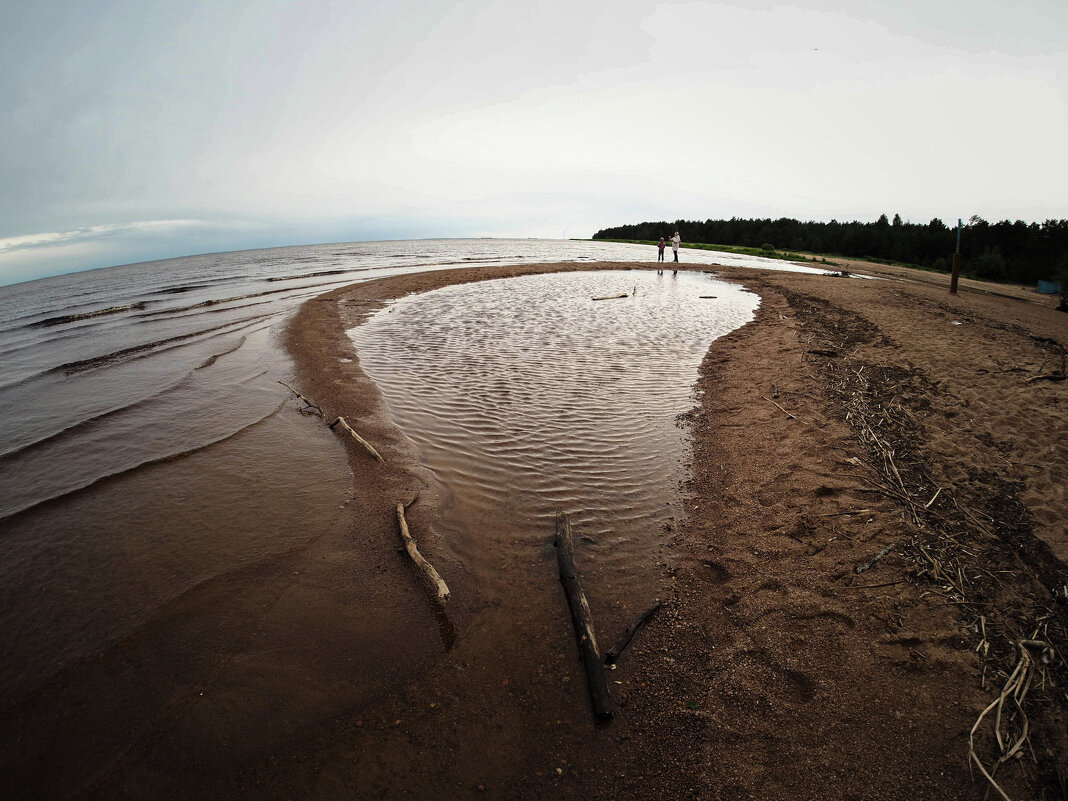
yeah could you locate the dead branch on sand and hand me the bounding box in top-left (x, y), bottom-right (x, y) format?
top-left (278, 380), bottom-right (324, 417)
top-left (279, 381), bottom-right (384, 463)
top-left (592, 294), bottom-right (629, 301)
top-left (329, 416), bottom-right (384, 462)
top-left (1024, 374), bottom-right (1066, 384)
top-left (969, 632), bottom-right (1056, 801)
top-left (761, 395), bottom-right (803, 422)
top-left (395, 502), bottom-right (450, 604)
top-left (854, 539), bottom-right (898, 574)
top-left (604, 602), bottom-right (662, 665)
top-left (555, 512), bottom-right (613, 722)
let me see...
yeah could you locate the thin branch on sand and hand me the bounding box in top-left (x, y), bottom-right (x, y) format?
top-left (761, 395), bottom-right (803, 422)
top-left (604, 602), bottom-right (662, 665)
top-left (969, 635), bottom-right (1055, 801)
top-left (279, 380), bottom-right (384, 463)
top-left (395, 502), bottom-right (450, 604)
top-left (329, 416), bottom-right (384, 463)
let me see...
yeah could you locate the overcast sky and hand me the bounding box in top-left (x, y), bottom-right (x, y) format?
top-left (2, 0), bottom-right (1066, 285)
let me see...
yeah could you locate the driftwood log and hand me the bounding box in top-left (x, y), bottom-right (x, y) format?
top-left (396, 503), bottom-right (450, 604)
top-left (555, 512), bottom-right (612, 722)
top-left (279, 381), bottom-right (383, 463)
top-left (1025, 373), bottom-right (1066, 384)
top-left (329, 416), bottom-right (384, 462)
top-left (592, 294), bottom-right (628, 301)
top-left (604, 601), bottom-right (662, 665)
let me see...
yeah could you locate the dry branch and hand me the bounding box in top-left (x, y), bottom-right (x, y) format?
top-left (604, 602), bottom-right (662, 665)
top-left (395, 503), bottom-right (450, 604)
top-left (968, 635), bottom-right (1053, 801)
top-left (280, 381), bottom-right (384, 463)
top-left (329, 416), bottom-right (384, 463)
top-left (592, 294), bottom-right (629, 301)
top-left (278, 380), bottom-right (324, 417)
top-left (555, 512), bottom-right (613, 722)
top-left (761, 395), bottom-right (802, 422)
top-left (854, 539), bottom-right (898, 574)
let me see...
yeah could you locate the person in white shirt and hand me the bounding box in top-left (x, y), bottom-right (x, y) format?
top-left (671, 232), bottom-right (681, 267)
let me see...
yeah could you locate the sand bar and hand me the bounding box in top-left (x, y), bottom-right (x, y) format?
top-left (276, 259), bottom-right (1068, 800)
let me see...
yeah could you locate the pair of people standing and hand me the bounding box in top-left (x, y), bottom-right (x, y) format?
top-left (657, 232), bottom-right (681, 273)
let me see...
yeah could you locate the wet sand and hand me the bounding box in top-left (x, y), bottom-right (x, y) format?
top-left (275, 260), bottom-right (1067, 800)
top-left (13, 259), bottom-right (1059, 798)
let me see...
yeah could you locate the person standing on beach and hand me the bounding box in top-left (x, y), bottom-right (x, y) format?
top-left (671, 232), bottom-right (681, 263)
top-left (657, 236), bottom-right (666, 272)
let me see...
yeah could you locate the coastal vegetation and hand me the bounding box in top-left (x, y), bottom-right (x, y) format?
top-left (594, 215), bottom-right (1068, 286)
top-left (593, 237), bottom-right (838, 267)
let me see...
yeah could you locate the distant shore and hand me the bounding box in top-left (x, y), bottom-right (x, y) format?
top-left (592, 236), bottom-right (837, 267)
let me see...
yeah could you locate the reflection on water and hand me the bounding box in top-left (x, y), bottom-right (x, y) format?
top-left (350, 269), bottom-right (759, 597)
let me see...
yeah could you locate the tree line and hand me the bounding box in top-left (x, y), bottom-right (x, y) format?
top-left (593, 215), bottom-right (1068, 286)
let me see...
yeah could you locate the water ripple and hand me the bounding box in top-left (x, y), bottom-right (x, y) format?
top-left (350, 269), bottom-right (758, 586)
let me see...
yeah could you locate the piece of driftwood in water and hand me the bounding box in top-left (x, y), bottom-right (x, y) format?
top-left (555, 512), bottom-right (612, 722)
top-left (278, 380), bottom-right (325, 417)
top-left (329, 416), bottom-right (384, 462)
top-left (604, 601), bottom-right (662, 665)
top-left (592, 294), bottom-right (629, 301)
top-left (395, 503), bottom-right (450, 604)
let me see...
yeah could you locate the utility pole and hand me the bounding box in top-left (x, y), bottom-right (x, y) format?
top-left (949, 218), bottom-right (962, 294)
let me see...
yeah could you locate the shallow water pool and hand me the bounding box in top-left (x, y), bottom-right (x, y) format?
top-left (349, 269), bottom-right (759, 605)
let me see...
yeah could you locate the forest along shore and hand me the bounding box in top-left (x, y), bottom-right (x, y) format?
top-left (282, 260), bottom-right (1066, 801)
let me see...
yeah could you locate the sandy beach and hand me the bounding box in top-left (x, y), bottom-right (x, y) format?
top-left (273, 259), bottom-right (1068, 800)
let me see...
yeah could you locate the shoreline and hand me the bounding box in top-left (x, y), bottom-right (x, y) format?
top-left (281, 259), bottom-right (1067, 799)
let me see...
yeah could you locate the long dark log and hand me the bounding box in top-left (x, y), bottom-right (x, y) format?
top-left (603, 601), bottom-right (662, 665)
top-left (555, 512), bottom-right (612, 722)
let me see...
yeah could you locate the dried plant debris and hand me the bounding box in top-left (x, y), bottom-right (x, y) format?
top-left (781, 288), bottom-right (1068, 798)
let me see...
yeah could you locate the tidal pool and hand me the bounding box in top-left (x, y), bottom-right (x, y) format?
top-left (349, 269), bottom-right (759, 610)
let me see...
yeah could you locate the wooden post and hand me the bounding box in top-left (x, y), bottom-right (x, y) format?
top-left (950, 218), bottom-right (962, 294)
top-left (555, 512), bottom-right (613, 722)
